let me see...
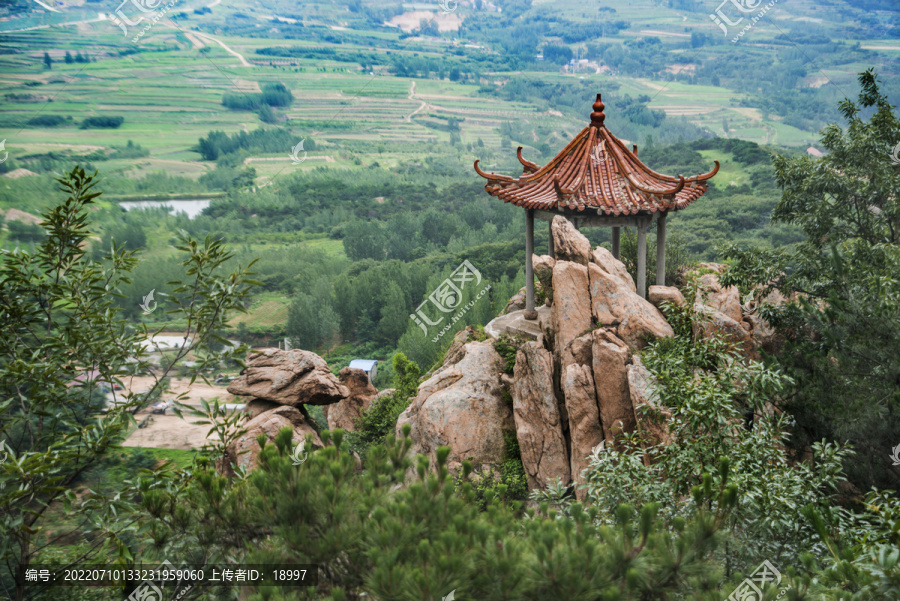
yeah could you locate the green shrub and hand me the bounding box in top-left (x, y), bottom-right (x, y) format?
top-left (27, 114), bottom-right (67, 127)
top-left (80, 116), bottom-right (124, 129)
top-left (456, 431), bottom-right (528, 512)
top-left (492, 333), bottom-right (526, 374)
top-left (347, 352), bottom-right (420, 457)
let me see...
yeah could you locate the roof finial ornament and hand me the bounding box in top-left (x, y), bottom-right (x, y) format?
top-left (590, 93), bottom-right (606, 127)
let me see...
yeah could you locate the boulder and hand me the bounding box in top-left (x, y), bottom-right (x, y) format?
top-left (442, 327), bottom-right (478, 368)
top-left (396, 341), bottom-right (514, 474)
top-left (244, 399), bottom-right (281, 420)
top-left (746, 313), bottom-right (785, 355)
top-left (551, 215), bottom-right (591, 265)
top-left (697, 262), bottom-right (727, 274)
top-left (374, 388), bottom-right (396, 402)
top-left (692, 307), bottom-right (759, 361)
top-left (569, 332), bottom-right (593, 367)
top-left (219, 405), bottom-right (322, 477)
top-left (627, 356), bottom-right (673, 450)
top-left (533, 255), bottom-right (555, 305)
top-left (502, 284), bottom-right (545, 315)
top-left (695, 273), bottom-right (743, 324)
top-left (588, 263), bottom-right (630, 326)
top-left (551, 261), bottom-right (592, 369)
top-left (588, 263), bottom-right (674, 349)
top-left (501, 287), bottom-right (527, 315)
top-left (323, 367), bottom-right (378, 432)
top-left (648, 285), bottom-right (685, 310)
top-left (591, 329), bottom-right (635, 448)
top-left (512, 342), bottom-right (570, 490)
top-left (591, 247), bottom-right (636, 293)
top-left (562, 363), bottom-right (604, 500)
top-left (227, 348), bottom-right (349, 406)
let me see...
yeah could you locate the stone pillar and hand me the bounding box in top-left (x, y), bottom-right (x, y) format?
top-left (611, 226), bottom-right (621, 259)
top-left (548, 219), bottom-right (555, 259)
top-left (525, 209), bottom-right (537, 320)
top-left (656, 213), bottom-right (667, 286)
top-left (637, 221), bottom-right (647, 299)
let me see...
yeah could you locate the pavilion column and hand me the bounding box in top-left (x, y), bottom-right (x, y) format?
top-left (637, 220), bottom-right (647, 299)
top-left (524, 209), bottom-right (537, 320)
top-left (548, 219), bottom-right (555, 259)
top-left (611, 227), bottom-right (621, 259)
top-left (656, 213), bottom-right (667, 286)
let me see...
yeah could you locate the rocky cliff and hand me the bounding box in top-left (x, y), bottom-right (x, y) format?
top-left (397, 216), bottom-right (781, 497)
top-left (219, 217), bottom-right (781, 491)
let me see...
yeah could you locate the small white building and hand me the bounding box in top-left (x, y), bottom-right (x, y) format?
top-left (349, 359), bottom-right (378, 383)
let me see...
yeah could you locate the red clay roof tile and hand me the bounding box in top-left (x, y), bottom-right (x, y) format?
top-left (474, 93), bottom-right (719, 215)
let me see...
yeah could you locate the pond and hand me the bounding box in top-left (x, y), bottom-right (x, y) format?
top-left (118, 199), bottom-right (211, 219)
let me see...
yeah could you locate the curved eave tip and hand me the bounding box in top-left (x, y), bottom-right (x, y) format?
top-left (474, 159), bottom-right (514, 183)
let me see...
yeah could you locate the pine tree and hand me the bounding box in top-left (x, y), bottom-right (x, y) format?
top-left (42, 51), bottom-right (52, 69)
top-left (64, 50), bottom-right (73, 64)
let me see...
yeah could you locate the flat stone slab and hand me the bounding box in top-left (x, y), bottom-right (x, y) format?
top-left (485, 306), bottom-right (549, 341)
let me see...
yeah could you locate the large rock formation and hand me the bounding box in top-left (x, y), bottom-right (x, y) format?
top-left (695, 273), bottom-right (743, 324)
top-left (533, 255), bottom-right (555, 305)
top-left (588, 257), bottom-right (674, 350)
top-left (227, 348), bottom-right (349, 406)
top-left (689, 267), bottom-right (759, 360)
top-left (591, 329), bottom-right (635, 448)
top-left (552, 261), bottom-right (592, 370)
top-left (396, 341), bottom-right (515, 474)
top-left (591, 247), bottom-right (635, 293)
top-left (323, 367), bottom-right (378, 432)
top-left (407, 218), bottom-right (786, 499)
top-left (220, 348), bottom-right (359, 477)
top-left (551, 215), bottom-right (591, 265)
top-left (218, 405), bottom-right (323, 477)
top-left (648, 285), bottom-right (685, 310)
top-left (627, 356), bottom-right (673, 451)
top-left (562, 363), bottom-right (604, 500)
top-left (512, 342), bottom-right (570, 490)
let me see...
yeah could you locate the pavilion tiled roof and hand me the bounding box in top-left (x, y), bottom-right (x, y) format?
top-left (474, 94), bottom-right (719, 216)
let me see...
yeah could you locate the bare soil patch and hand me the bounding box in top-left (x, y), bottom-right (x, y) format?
top-left (389, 11), bottom-right (462, 32)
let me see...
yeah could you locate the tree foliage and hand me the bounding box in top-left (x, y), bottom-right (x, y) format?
top-left (720, 69), bottom-right (900, 491)
top-left (0, 168), bottom-right (258, 601)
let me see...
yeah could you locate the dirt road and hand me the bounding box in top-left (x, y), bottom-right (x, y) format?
top-left (118, 375), bottom-right (239, 450)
